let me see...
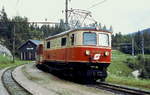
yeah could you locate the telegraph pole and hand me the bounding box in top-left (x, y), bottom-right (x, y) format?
top-left (141, 31), bottom-right (145, 58)
top-left (65, 0), bottom-right (69, 27)
top-left (12, 24), bottom-right (15, 63)
top-left (132, 37), bottom-right (134, 56)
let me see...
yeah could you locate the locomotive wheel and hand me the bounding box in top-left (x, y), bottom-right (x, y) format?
top-left (100, 78), bottom-right (106, 82)
top-left (36, 64), bottom-right (42, 70)
top-left (73, 70), bottom-right (95, 84)
top-left (36, 64), bottom-right (49, 72)
top-left (100, 70), bottom-right (107, 82)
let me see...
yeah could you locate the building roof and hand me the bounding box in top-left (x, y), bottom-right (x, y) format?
top-left (29, 40), bottom-right (41, 45)
top-left (18, 40), bottom-right (41, 50)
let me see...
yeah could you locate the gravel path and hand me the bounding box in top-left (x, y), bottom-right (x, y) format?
top-left (20, 63), bottom-right (114, 95)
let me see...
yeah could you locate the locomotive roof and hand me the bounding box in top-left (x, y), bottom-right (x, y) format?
top-left (46, 29), bottom-right (74, 40)
top-left (46, 27), bottom-right (112, 40)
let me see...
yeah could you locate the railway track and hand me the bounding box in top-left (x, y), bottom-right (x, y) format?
top-left (1, 65), bottom-right (150, 95)
top-left (89, 82), bottom-right (150, 95)
top-left (1, 67), bottom-right (32, 95)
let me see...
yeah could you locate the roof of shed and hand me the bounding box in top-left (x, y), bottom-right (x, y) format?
top-left (29, 40), bottom-right (41, 45)
top-left (18, 40), bottom-right (41, 50)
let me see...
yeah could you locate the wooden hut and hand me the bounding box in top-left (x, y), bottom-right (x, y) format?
top-left (18, 40), bottom-right (41, 60)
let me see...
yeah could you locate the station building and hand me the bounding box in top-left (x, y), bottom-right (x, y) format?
top-left (18, 40), bottom-right (41, 60)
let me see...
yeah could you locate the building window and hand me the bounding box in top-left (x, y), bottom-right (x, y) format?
top-left (61, 37), bottom-right (66, 46)
top-left (83, 32), bottom-right (97, 45)
top-left (47, 41), bottom-right (50, 48)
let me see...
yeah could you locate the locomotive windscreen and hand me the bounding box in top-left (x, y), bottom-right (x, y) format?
top-left (98, 33), bottom-right (109, 46)
top-left (83, 32), bottom-right (97, 45)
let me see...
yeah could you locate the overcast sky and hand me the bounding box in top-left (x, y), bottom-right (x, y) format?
top-left (0, 0), bottom-right (150, 34)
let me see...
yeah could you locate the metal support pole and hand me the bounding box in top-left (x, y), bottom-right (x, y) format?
top-left (65, 0), bottom-right (69, 27)
top-left (132, 37), bottom-right (134, 56)
top-left (12, 24), bottom-right (15, 63)
top-left (141, 32), bottom-right (145, 58)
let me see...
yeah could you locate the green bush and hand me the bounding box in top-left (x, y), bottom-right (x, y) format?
top-left (0, 55), bottom-right (28, 69)
top-left (125, 55), bottom-right (150, 79)
top-left (0, 55), bottom-right (11, 64)
top-left (125, 58), bottom-right (139, 70)
top-left (140, 58), bottom-right (150, 79)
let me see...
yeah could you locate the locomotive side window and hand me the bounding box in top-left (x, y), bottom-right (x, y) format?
top-left (47, 41), bottom-right (50, 48)
top-left (61, 37), bottom-right (66, 46)
top-left (71, 34), bottom-right (75, 45)
top-left (83, 32), bottom-right (96, 45)
top-left (98, 33), bottom-right (109, 46)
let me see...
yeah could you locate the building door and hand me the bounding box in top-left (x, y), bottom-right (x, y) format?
top-left (29, 52), bottom-right (31, 60)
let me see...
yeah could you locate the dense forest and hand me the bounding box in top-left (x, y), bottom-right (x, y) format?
top-left (112, 30), bottom-right (150, 54)
top-left (0, 7), bottom-right (66, 54)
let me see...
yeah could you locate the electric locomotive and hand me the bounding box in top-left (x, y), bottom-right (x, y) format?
top-left (36, 27), bottom-right (112, 82)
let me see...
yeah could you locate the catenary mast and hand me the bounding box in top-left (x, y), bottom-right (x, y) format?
top-left (65, 0), bottom-right (69, 27)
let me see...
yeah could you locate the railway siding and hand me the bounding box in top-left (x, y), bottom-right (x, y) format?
top-left (0, 68), bottom-right (9, 95)
top-left (12, 65), bottom-right (57, 95)
top-left (2, 67), bottom-right (31, 95)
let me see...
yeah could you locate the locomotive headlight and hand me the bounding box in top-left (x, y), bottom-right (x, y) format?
top-left (85, 50), bottom-right (90, 55)
top-left (104, 51), bottom-right (109, 56)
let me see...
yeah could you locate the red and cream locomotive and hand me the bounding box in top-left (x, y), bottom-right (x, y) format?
top-left (36, 27), bottom-right (112, 82)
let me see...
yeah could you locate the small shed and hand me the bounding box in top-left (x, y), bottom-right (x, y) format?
top-left (18, 40), bottom-right (41, 60)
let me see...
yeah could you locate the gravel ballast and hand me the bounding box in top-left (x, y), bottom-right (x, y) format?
top-left (13, 63), bottom-right (114, 95)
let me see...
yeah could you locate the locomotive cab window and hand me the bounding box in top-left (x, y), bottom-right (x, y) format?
top-left (61, 37), bottom-right (67, 46)
top-left (47, 41), bottom-right (50, 48)
top-left (98, 33), bottom-right (109, 46)
top-left (83, 32), bottom-right (96, 45)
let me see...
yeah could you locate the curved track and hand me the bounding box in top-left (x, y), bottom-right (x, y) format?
top-left (2, 67), bottom-right (32, 95)
top-left (89, 82), bottom-right (150, 95)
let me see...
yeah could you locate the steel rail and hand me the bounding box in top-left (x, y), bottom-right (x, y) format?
top-left (1, 67), bottom-right (32, 95)
top-left (91, 82), bottom-right (150, 95)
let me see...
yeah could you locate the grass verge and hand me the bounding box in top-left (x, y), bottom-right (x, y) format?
top-left (0, 55), bottom-right (30, 69)
top-left (107, 50), bottom-right (150, 90)
top-left (107, 75), bottom-right (150, 90)
top-left (108, 50), bottom-right (133, 76)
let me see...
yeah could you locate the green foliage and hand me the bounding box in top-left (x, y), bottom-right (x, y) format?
top-left (0, 55), bottom-right (28, 69)
top-left (125, 55), bottom-right (150, 79)
top-left (0, 7), bottom-right (11, 47)
top-left (0, 55), bottom-right (11, 64)
top-left (29, 30), bottom-right (43, 40)
top-left (108, 50), bottom-right (133, 76)
top-left (107, 50), bottom-right (150, 90)
top-left (140, 57), bottom-right (150, 79)
top-left (107, 74), bottom-right (150, 90)
top-left (0, 7), bottom-right (66, 57)
top-left (112, 30), bottom-right (150, 54)
top-left (40, 19), bottom-right (66, 37)
top-left (125, 58), bottom-right (139, 70)
top-left (112, 32), bottom-right (132, 49)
